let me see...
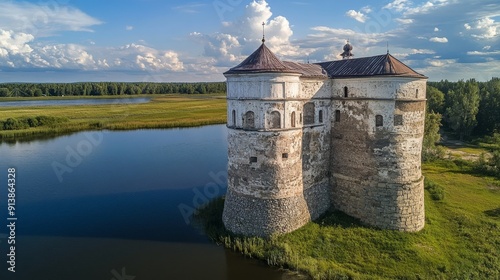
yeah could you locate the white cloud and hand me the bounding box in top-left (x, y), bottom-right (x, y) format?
top-left (100, 44), bottom-right (184, 72)
top-left (191, 0), bottom-right (298, 67)
top-left (429, 37), bottom-right (448, 43)
top-left (383, 0), bottom-right (409, 12)
top-left (395, 18), bottom-right (413, 24)
top-left (426, 58), bottom-right (456, 67)
top-left (0, 29), bottom-right (184, 73)
top-left (361, 6), bottom-right (373, 14)
top-left (0, 1), bottom-right (102, 36)
top-left (464, 16), bottom-right (499, 39)
top-left (434, 27), bottom-right (439, 32)
top-left (467, 50), bottom-right (500, 56)
top-left (346, 10), bottom-right (368, 23)
top-left (483, 45), bottom-right (491, 50)
top-left (126, 26), bottom-right (134, 31)
top-left (0, 30), bottom-right (34, 56)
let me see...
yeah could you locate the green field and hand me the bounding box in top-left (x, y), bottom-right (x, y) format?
top-left (0, 94), bottom-right (227, 141)
top-left (196, 158), bottom-right (500, 279)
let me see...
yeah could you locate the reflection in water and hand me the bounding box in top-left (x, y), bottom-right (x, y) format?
top-left (0, 125), bottom-right (302, 279)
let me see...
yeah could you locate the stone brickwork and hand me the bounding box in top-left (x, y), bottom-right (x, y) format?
top-left (222, 50), bottom-right (427, 237)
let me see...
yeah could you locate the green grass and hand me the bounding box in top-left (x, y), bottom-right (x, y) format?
top-left (0, 94), bottom-right (227, 141)
top-left (195, 161), bottom-right (500, 279)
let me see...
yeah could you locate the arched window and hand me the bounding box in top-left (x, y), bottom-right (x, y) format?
top-left (335, 110), bottom-right (341, 122)
top-left (231, 110), bottom-right (236, 127)
top-left (243, 111), bottom-right (255, 129)
top-left (291, 111), bottom-right (296, 128)
top-left (269, 111), bottom-right (281, 129)
top-left (303, 102), bottom-right (315, 125)
top-left (376, 115), bottom-right (383, 127)
top-left (344, 86), bottom-right (349, 97)
top-left (319, 110), bottom-right (323, 123)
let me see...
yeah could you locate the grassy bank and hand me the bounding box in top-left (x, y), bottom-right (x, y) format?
top-left (195, 159), bottom-right (500, 279)
top-left (0, 94), bottom-right (227, 141)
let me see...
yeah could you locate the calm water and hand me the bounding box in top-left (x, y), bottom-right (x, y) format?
top-left (0, 97), bottom-right (150, 107)
top-left (0, 125), bottom-right (298, 280)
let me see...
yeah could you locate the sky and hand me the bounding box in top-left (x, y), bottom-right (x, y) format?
top-left (0, 0), bottom-right (499, 82)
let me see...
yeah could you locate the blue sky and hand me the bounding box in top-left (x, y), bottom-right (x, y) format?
top-left (0, 0), bottom-right (498, 82)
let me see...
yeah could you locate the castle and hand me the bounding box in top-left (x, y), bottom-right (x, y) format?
top-left (222, 39), bottom-right (427, 237)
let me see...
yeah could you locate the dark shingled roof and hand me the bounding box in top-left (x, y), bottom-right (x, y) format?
top-left (224, 43), bottom-right (297, 74)
top-left (282, 61), bottom-right (327, 78)
top-left (317, 53), bottom-right (426, 78)
top-left (224, 43), bottom-right (327, 78)
top-left (225, 43), bottom-right (425, 79)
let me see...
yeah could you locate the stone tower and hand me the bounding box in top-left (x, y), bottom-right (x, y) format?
top-left (223, 41), bottom-right (427, 237)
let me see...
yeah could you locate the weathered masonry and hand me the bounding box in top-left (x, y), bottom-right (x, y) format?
top-left (222, 40), bottom-right (427, 237)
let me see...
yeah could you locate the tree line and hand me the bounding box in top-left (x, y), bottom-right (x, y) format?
top-left (426, 77), bottom-right (500, 139)
top-left (423, 77), bottom-right (500, 162)
top-left (0, 82), bottom-right (226, 97)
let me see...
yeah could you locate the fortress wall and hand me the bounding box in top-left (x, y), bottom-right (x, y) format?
top-left (330, 78), bottom-right (426, 231)
top-left (226, 73), bottom-right (303, 100)
top-left (330, 98), bottom-right (378, 221)
top-left (223, 128), bottom-right (311, 236)
top-left (302, 124), bottom-right (332, 220)
top-left (300, 79), bottom-right (331, 99)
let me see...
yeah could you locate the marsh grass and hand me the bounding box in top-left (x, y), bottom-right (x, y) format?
top-left (0, 94), bottom-right (226, 141)
top-left (195, 160), bottom-right (500, 279)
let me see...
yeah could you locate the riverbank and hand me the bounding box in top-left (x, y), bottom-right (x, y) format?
top-left (195, 157), bottom-right (500, 279)
top-left (0, 94), bottom-right (227, 141)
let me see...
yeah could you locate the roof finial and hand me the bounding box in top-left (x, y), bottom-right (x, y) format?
top-left (262, 22), bottom-right (265, 43)
top-left (341, 39), bottom-right (353, 59)
top-left (387, 41), bottom-right (389, 54)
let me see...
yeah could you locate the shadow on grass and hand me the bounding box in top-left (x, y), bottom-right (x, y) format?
top-left (314, 209), bottom-right (365, 229)
top-left (484, 208), bottom-right (500, 218)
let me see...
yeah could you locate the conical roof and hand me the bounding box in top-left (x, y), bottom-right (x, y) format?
top-left (224, 43), bottom-right (300, 75)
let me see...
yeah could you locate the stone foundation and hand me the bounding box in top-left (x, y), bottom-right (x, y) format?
top-left (222, 190), bottom-right (311, 237)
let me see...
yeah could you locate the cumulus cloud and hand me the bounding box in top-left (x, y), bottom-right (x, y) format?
top-left (383, 0), bottom-right (409, 12)
top-left (463, 17), bottom-right (499, 39)
top-left (0, 30), bottom-right (34, 56)
top-left (346, 10), bottom-right (368, 23)
top-left (0, 29), bottom-right (184, 73)
top-left (429, 37), bottom-right (448, 43)
top-left (191, 0), bottom-right (298, 66)
top-left (0, 1), bottom-right (102, 36)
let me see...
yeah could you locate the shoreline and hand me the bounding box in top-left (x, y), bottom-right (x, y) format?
top-left (0, 94), bottom-right (227, 142)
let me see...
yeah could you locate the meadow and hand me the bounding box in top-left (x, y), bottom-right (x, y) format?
top-left (0, 94), bottom-right (227, 141)
top-left (195, 150), bottom-right (500, 279)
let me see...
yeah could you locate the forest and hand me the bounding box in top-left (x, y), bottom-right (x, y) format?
top-left (0, 82), bottom-right (226, 97)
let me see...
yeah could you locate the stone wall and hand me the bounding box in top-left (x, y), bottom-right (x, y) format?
top-left (223, 72), bottom-right (427, 236)
top-left (330, 77), bottom-right (426, 231)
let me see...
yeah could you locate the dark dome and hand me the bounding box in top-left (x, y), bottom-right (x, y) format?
top-left (343, 43), bottom-right (353, 52)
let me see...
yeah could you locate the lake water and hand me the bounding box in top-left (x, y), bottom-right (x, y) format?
top-left (0, 125), bottom-right (298, 280)
top-left (0, 97), bottom-right (150, 107)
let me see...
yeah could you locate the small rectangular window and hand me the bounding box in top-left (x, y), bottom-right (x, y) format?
top-left (376, 115), bottom-right (384, 127)
top-left (282, 153), bottom-right (288, 159)
top-left (250, 156), bottom-right (257, 163)
top-left (335, 110), bottom-right (341, 122)
top-left (319, 110), bottom-right (323, 123)
top-left (394, 114), bottom-right (403, 126)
